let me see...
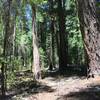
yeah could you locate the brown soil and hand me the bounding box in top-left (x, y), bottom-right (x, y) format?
top-left (22, 76), bottom-right (100, 100)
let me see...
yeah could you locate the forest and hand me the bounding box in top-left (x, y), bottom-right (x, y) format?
top-left (0, 0), bottom-right (100, 100)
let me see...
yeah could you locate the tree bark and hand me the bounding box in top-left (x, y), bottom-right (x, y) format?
top-left (32, 4), bottom-right (41, 80)
top-left (48, 0), bottom-right (55, 70)
top-left (1, 0), bottom-right (12, 96)
top-left (77, 0), bottom-right (100, 77)
top-left (57, 0), bottom-right (68, 72)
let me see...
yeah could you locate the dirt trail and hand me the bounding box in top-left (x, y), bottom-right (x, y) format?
top-left (22, 76), bottom-right (100, 100)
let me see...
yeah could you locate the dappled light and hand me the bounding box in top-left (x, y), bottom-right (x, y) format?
top-left (57, 84), bottom-right (100, 100)
top-left (0, 0), bottom-right (100, 99)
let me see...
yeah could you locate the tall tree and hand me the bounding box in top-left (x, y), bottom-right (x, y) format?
top-left (21, 0), bottom-right (48, 80)
top-left (57, 0), bottom-right (68, 72)
top-left (1, 0), bottom-right (12, 96)
top-left (1, 0), bottom-right (17, 96)
top-left (77, 0), bottom-right (100, 77)
top-left (31, 4), bottom-right (41, 80)
top-left (48, 0), bottom-right (55, 70)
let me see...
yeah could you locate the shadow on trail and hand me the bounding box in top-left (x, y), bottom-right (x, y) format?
top-left (10, 80), bottom-right (54, 98)
top-left (0, 65), bottom-right (87, 100)
top-left (0, 70), bottom-right (55, 100)
top-left (43, 64), bottom-right (87, 79)
top-left (0, 80), bottom-right (55, 100)
top-left (57, 84), bottom-right (100, 100)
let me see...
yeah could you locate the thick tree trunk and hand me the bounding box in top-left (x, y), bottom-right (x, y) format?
top-left (57, 0), bottom-right (68, 72)
top-left (48, 0), bottom-right (55, 70)
top-left (77, 0), bottom-right (100, 77)
top-left (1, 0), bottom-right (12, 96)
top-left (32, 5), bottom-right (41, 80)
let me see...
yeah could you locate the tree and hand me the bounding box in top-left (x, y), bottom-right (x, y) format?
top-left (77, 0), bottom-right (100, 77)
top-left (31, 4), bottom-right (41, 80)
top-left (57, 0), bottom-right (68, 72)
top-left (48, 0), bottom-right (55, 70)
top-left (1, 0), bottom-right (19, 96)
top-left (1, 0), bottom-right (12, 96)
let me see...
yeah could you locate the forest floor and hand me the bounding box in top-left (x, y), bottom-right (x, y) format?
top-left (0, 70), bottom-right (100, 100)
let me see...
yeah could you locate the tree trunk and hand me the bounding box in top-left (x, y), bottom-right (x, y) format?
top-left (32, 4), bottom-right (41, 80)
top-left (48, 0), bottom-right (55, 70)
top-left (1, 0), bottom-right (11, 96)
top-left (12, 17), bottom-right (16, 57)
top-left (50, 18), bottom-right (56, 70)
top-left (77, 0), bottom-right (100, 77)
top-left (57, 0), bottom-right (68, 72)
